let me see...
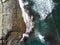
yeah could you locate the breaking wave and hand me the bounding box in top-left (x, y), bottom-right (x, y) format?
top-left (18, 0), bottom-right (55, 42)
top-left (31, 0), bottom-right (55, 20)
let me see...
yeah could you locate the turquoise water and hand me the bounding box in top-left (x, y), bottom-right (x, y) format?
top-left (16, 0), bottom-right (60, 45)
top-left (26, 0), bottom-right (60, 45)
top-left (26, 39), bottom-right (45, 45)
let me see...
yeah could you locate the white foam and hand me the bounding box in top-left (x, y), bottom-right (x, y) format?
top-left (18, 0), bottom-right (34, 41)
top-left (18, 0), bottom-right (55, 41)
top-left (35, 31), bottom-right (45, 43)
top-left (2, 0), bottom-right (5, 2)
top-left (32, 0), bottom-right (55, 20)
top-left (24, 2), bottom-right (29, 5)
top-left (20, 33), bottom-right (29, 41)
top-left (38, 34), bottom-right (45, 43)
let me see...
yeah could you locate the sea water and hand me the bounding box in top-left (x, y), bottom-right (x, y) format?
top-left (18, 0), bottom-right (60, 45)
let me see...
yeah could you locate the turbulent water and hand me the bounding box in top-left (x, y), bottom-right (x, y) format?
top-left (18, 0), bottom-right (55, 42)
top-left (18, 0), bottom-right (34, 41)
top-left (1, 0), bottom-right (60, 45)
top-left (31, 0), bottom-right (54, 20)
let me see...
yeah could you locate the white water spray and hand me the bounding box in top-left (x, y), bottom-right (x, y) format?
top-left (32, 0), bottom-right (55, 20)
top-left (18, 0), bottom-right (55, 42)
top-left (35, 31), bottom-right (45, 43)
top-left (18, 0), bottom-right (34, 41)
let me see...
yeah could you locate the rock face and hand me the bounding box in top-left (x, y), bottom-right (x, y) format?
top-left (2, 0), bottom-right (26, 45)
